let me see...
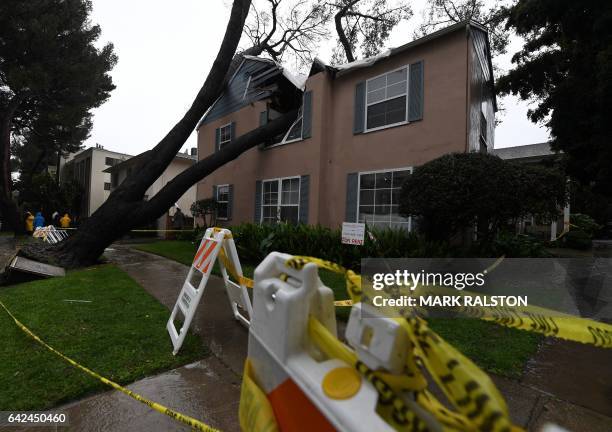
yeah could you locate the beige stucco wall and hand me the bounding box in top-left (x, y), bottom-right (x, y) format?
top-left (197, 29), bottom-right (470, 228)
top-left (111, 156), bottom-right (197, 231)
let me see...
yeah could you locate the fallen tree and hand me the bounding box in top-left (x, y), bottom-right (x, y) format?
top-left (20, 0), bottom-right (300, 267)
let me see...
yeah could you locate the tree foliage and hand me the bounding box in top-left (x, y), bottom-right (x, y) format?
top-left (328, 0), bottom-right (412, 64)
top-left (16, 173), bottom-right (82, 217)
top-left (399, 153), bottom-right (567, 241)
top-left (0, 0), bottom-right (116, 227)
top-left (244, 0), bottom-right (331, 67)
top-left (417, 0), bottom-right (510, 59)
top-left (497, 0), bottom-right (612, 196)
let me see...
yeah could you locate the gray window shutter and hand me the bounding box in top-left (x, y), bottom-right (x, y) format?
top-left (227, 184), bottom-right (233, 220)
top-left (214, 128), bottom-right (220, 152)
top-left (409, 61), bottom-right (424, 122)
top-left (230, 121), bottom-right (236, 142)
top-left (212, 184), bottom-right (217, 200)
top-left (254, 181), bottom-right (262, 223)
top-left (302, 91), bottom-right (312, 139)
top-left (259, 111), bottom-right (268, 126)
top-left (353, 82), bottom-right (366, 134)
top-left (299, 175), bottom-right (309, 223)
top-left (345, 172), bottom-right (358, 222)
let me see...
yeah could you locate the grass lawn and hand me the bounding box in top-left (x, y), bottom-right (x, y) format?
top-left (135, 240), bottom-right (540, 377)
top-left (0, 265), bottom-right (205, 411)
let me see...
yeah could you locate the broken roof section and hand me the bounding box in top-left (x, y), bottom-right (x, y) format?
top-left (196, 56), bottom-right (306, 129)
top-left (197, 19), bottom-right (496, 129)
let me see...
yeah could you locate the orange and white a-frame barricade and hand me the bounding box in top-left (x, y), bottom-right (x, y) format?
top-left (241, 252), bottom-right (396, 432)
top-left (167, 227), bottom-right (252, 355)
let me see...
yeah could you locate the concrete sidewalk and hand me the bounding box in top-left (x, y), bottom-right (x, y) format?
top-left (45, 245), bottom-right (247, 432)
top-left (43, 245), bottom-right (612, 432)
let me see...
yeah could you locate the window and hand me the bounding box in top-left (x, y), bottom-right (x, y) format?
top-left (219, 124), bottom-right (232, 149)
top-left (269, 109), bottom-right (303, 147)
top-left (366, 67), bottom-right (408, 131)
top-left (216, 184), bottom-right (229, 219)
top-left (261, 177), bottom-right (300, 224)
top-left (104, 182), bottom-right (111, 191)
top-left (105, 157), bottom-right (119, 166)
top-left (358, 168), bottom-right (412, 230)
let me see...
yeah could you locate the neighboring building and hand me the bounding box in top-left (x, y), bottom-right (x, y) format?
top-left (492, 142), bottom-right (569, 240)
top-left (491, 142), bottom-right (557, 164)
top-left (61, 144), bottom-right (132, 217)
top-left (104, 149), bottom-right (198, 233)
top-left (195, 20), bottom-right (496, 230)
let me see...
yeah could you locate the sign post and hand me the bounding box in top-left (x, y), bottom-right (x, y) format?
top-left (341, 222), bottom-right (366, 245)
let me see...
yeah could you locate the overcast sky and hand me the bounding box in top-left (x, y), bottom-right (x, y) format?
top-left (87, 0), bottom-right (549, 156)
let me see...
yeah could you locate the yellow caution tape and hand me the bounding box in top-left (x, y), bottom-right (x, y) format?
top-left (239, 359), bottom-right (279, 432)
top-left (0, 300), bottom-right (219, 432)
top-left (308, 314), bottom-right (520, 431)
top-left (289, 255), bottom-right (612, 349)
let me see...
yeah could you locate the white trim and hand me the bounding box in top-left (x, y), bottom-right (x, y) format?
top-left (364, 64), bottom-right (410, 133)
top-left (218, 122), bottom-right (232, 149)
top-left (242, 75), bottom-right (252, 100)
top-left (260, 176), bottom-right (301, 224)
top-left (216, 183), bottom-right (230, 221)
top-left (356, 167), bottom-right (413, 231)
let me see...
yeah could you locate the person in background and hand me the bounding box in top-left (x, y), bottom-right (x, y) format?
top-left (34, 211), bottom-right (45, 230)
top-left (60, 213), bottom-right (71, 228)
top-left (51, 210), bottom-right (59, 226)
top-left (25, 212), bottom-right (34, 234)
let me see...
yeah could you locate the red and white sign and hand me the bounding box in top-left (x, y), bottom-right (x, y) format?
top-left (341, 222), bottom-right (366, 245)
top-left (192, 238), bottom-right (218, 274)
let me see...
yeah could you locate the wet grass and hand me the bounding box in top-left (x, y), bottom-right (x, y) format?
top-left (134, 240), bottom-right (540, 377)
top-left (0, 265), bottom-right (206, 410)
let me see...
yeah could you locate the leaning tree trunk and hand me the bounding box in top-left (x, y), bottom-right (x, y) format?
top-left (21, 111), bottom-right (297, 267)
top-left (19, 0), bottom-right (300, 268)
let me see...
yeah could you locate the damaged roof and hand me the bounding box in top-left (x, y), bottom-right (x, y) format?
top-left (196, 56), bottom-right (306, 129)
top-left (196, 19), bottom-right (496, 129)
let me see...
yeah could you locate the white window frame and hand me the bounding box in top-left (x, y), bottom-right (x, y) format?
top-left (219, 123), bottom-right (232, 149)
top-left (364, 65), bottom-right (410, 133)
top-left (260, 176), bottom-right (301, 224)
top-left (266, 109), bottom-right (304, 149)
top-left (216, 184), bottom-right (230, 221)
top-left (356, 167), bottom-right (413, 231)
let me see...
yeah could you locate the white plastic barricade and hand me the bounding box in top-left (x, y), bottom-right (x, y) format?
top-left (33, 226), bottom-right (69, 244)
top-left (167, 227), bottom-right (252, 355)
top-left (244, 252), bottom-right (395, 431)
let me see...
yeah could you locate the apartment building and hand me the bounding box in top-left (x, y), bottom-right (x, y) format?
top-left (104, 150), bottom-right (198, 232)
top-left (196, 20), bottom-right (496, 229)
top-left (62, 144), bottom-right (131, 217)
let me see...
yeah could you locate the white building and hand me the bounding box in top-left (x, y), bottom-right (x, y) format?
top-left (104, 149), bottom-right (198, 233)
top-left (61, 144), bottom-right (132, 217)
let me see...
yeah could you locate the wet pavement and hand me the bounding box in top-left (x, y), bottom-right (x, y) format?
top-left (9, 244), bottom-right (611, 431)
top-left (47, 245), bottom-right (246, 432)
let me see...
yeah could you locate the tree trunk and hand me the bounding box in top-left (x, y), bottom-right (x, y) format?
top-left (21, 111), bottom-right (297, 267)
top-left (0, 93), bottom-right (26, 232)
top-left (17, 0), bottom-right (305, 268)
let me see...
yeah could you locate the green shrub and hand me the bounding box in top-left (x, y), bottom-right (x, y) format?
top-left (487, 231), bottom-right (551, 257)
top-left (399, 153), bottom-right (567, 242)
top-left (563, 229), bottom-right (592, 250)
top-left (570, 213), bottom-right (601, 237)
top-left (230, 223), bottom-right (437, 271)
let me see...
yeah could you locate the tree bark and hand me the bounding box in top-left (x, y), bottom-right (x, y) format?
top-left (17, 0), bottom-right (301, 268)
top-left (0, 93), bottom-right (26, 231)
top-left (21, 111), bottom-right (297, 267)
top-left (334, 0), bottom-right (360, 63)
